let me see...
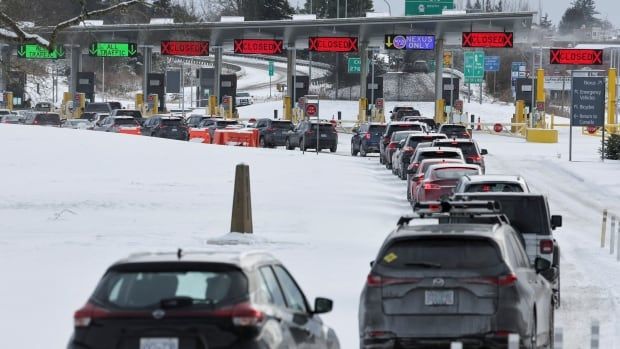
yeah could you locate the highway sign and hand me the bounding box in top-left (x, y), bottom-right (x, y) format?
top-left (161, 41), bottom-right (209, 56)
top-left (550, 48), bottom-right (603, 65)
top-left (348, 57), bottom-right (361, 74)
top-left (484, 56), bottom-right (500, 72)
top-left (384, 35), bottom-right (435, 50)
top-left (464, 51), bottom-right (485, 84)
top-left (462, 32), bottom-right (513, 48)
top-left (309, 37), bottom-right (358, 52)
top-left (17, 44), bottom-right (65, 59)
top-left (268, 61), bottom-right (275, 77)
top-left (234, 39), bottom-right (283, 55)
top-left (571, 75), bottom-right (605, 126)
top-left (89, 42), bottom-right (138, 57)
top-left (405, 0), bottom-right (454, 15)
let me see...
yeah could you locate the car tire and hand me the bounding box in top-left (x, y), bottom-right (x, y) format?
top-left (285, 138), bottom-right (294, 150)
top-left (330, 145), bottom-right (337, 153)
top-left (259, 137), bottom-right (266, 148)
top-left (351, 144), bottom-right (358, 156)
top-left (360, 146), bottom-right (367, 157)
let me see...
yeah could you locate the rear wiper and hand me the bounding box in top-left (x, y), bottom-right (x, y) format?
top-left (404, 261), bottom-right (442, 268)
top-left (159, 296), bottom-right (197, 309)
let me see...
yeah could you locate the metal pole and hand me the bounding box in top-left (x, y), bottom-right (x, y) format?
top-left (531, 50), bottom-right (536, 127)
top-left (181, 64), bottom-right (185, 118)
top-left (602, 118), bottom-right (605, 162)
top-left (569, 72), bottom-right (573, 162)
top-left (102, 57), bottom-right (105, 102)
top-left (337, 0), bottom-right (340, 18)
top-left (345, 0), bottom-right (348, 17)
top-left (479, 74), bottom-right (483, 105)
top-left (371, 51), bottom-right (375, 121)
top-left (382, 0), bottom-right (392, 15)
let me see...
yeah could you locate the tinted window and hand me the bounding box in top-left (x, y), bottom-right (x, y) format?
top-left (465, 183), bottom-right (524, 193)
top-left (238, 93), bottom-right (250, 97)
top-left (86, 103), bottom-right (111, 113)
top-left (93, 268), bottom-right (248, 309)
top-left (162, 119), bottom-right (183, 126)
top-left (259, 267), bottom-right (287, 307)
top-left (441, 125), bottom-right (466, 132)
top-left (419, 151), bottom-right (461, 161)
top-left (368, 125), bottom-right (387, 134)
top-left (216, 121), bottom-right (238, 127)
top-left (272, 121), bottom-right (293, 130)
top-left (435, 142), bottom-right (478, 157)
top-left (114, 118), bottom-right (138, 126)
top-left (380, 238), bottom-right (502, 270)
top-left (114, 110), bottom-right (142, 118)
top-left (387, 124), bottom-right (423, 137)
top-left (35, 114), bottom-right (60, 124)
top-left (431, 167), bottom-right (480, 180)
top-left (273, 266), bottom-right (307, 313)
top-left (408, 135), bottom-right (445, 148)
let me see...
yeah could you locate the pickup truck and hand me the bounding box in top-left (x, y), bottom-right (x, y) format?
top-left (453, 193), bottom-right (563, 308)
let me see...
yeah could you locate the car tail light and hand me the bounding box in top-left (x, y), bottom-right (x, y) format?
top-left (462, 273), bottom-right (517, 286)
top-left (403, 146), bottom-right (414, 153)
top-left (424, 183), bottom-right (441, 190)
top-left (366, 274), bottom-right (420, 287)
top-left (364, 132), bottom-right (371, 140)
top-left (540, 240), bottom-right (554, 254)
top-left (364, 330), bottom-right (396, 339)
top-left (463, 132), bottom-right (470, 138)
top-left (74, 302), bottom-right (110, 327)
top-left (33, 120), bottom-right (39, 125)
top-left (387, 143), bottom-right (397, 150)
top-left (497, 273), bottom-right (518, 286)
top-left (383, 136), bottom-right (390, 143)
top-left (468, 155), bottom-right (482, 163)
top-left (230, 303), bottom-right (265, 327)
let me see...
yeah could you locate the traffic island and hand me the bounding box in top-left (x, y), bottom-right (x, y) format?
top-left (526, 128), bottom-right (558, 143)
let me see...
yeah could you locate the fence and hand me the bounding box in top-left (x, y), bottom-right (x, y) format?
top-left (601, 209), bottom-right (620, 261)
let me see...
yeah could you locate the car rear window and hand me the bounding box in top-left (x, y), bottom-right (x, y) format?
top-left (115, 110), bottom-right (142, 118)
top-left (114, 118), bottom-right (138, 126)
top-left (465, 183), bottom-right (524, 193)
top-left (216, 121), bottom-right (238, 127)
top-left (368, 125), bottom-right (386, 133)
top-left (86, 103), bottom-right (111, 113)
top-left (3, 115), bottom-right (20, 122)
top-left (441, 125), bottom-right (466, 132)
top-left (431, 167), bottom-right (480, 180)
top-left (435, 142), bottom-right (478, 156)
top-left (408, 135), bottom-right (445, 148)
top-left (272, 121), bottom-right (293, 130)
top-left (163, 119), bottom-right (183, 126)
top-left (392, 131), bottom-right (419, 142)
top-left (380, 238), bottom-right (502, 270)
top-left (419, 151), bottom-right (461, 161)
top-left (387, 124), bottom-right (422, 137)
top-left (309, 124), bottom-right (335, 132)
top-left (93, 266), bottom-right (248, 310)
top-left (36, 113), bottom-right (60, 124)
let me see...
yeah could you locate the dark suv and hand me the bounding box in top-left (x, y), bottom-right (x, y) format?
top-left (285, 121), bottom-right (338, 152)
top-left (24, 112), bottom-right (61, 127)
top-left (380, 122), bottom-right (428, 165)
top-left (433, 139), bottom-right (488, 173)
top-left (351, 123), bottom-right (386, 157)
top-left (359, 202), bottom-right (555, 349)
top-left (141, 116), bottom-right (189, 140)
top-left (110, 109), bottom-right (144, 125)
top-left (438, 124), bottom-right (470, 139)
top-left (69, 251), bottom-right (340, 349)
top-left (255, 119), bottom-right (294, 147)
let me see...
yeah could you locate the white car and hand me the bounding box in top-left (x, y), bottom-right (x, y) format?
top-left (235, 92), bottom-right (254, 106)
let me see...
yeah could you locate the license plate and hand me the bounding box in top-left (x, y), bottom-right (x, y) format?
top-left (171, 128), bottom-right (178, 132)
top-left (321, 134), bottom-right (327, 138)
top-left (140, 338), bottom-right (179, 349)
top-left (425, 290), bottom-right (454, 306)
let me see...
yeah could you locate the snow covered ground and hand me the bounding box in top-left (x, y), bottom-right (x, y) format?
top-left (0, 99), bottom-right (619, 348)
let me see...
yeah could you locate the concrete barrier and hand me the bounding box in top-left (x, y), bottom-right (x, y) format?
top-left (230, 163), bottom-right (253, 234)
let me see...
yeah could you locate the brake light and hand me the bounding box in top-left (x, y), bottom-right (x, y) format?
top-left (540, 240), bottom-right (554, 254)
top-left (366, 274), bottom-right (420, 287)
top-left (403, 146), bottom-right (414, 153)
top-left (468, 155), bottom-right (482, 162)
top-left (424, 183), bottom-right (441, 190)
top-left (387, 143), bottom-right (397, 150)
top-left (497, 273), bottom-right (518, 286)
top-left (230, 303), bottom-right (265, 327)
top-left (74, 302), bottom-right (109, 327)
top-left (462, 273), bottom-right (517, 286)
top-left (364, 132), bottom-right (371, 140)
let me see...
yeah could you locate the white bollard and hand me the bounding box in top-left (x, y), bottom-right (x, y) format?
top-left (555, 327), bottom-right (563, 349)
top-left (450, 342), bottom-right (463, 349)
top-left (508, 334), bottom-right (520, 349)
top-left (617, 221), bottom-right (620, 262)
top-left (611, 216), bottom-right (616, 255)
top-left (591, 320), bottom-right (600, 349)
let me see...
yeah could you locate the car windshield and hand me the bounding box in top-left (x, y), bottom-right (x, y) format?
top-left (466, 183), bottom-right (524, 193)
top-left (92, 267), bottom-right (248, 310)
top-left (114, 118), bottom-right (138, 126)
top-left (272, 121), bottom-right (293, 130)
top-left (436, 142), bottom-right (478, 157)
top-left (380, 238), bottom-right (502, 270)
top-left (431, 167), bottom-right (479, 180)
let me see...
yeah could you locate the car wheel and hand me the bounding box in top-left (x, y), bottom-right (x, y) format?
top-left (285, 138), bottom-right (294, 150)
top-left (330, 145), bottom-right (337, 153)
top-left (360, 146), bottom-right (367, 157)
top-left (351, 143), bottom-right (358, 156)
top-left (259, 137), bottom-right (266, 148)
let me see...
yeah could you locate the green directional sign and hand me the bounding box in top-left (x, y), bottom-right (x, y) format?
top-left (348, 57), bottom-right (361, 74)
top-left (429, 59), bottom-right (436, 71)
top-left (464, 51), bottom-right (485, 84)
top-left (17, 44), bottom-right (65, 60)
top-left (89, 42), bottom-right (138, 57)
top-left (405, 0), bottom-right (454, 15)
top-left (268, 61), bottom-right (275, 77)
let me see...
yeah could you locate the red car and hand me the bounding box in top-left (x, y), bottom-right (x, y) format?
top-left (414, 163), bottom-right (482, 203)
top-left (407, 158), bottom-right (464, 202)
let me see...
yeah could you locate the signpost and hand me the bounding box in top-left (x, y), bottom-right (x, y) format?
top-left (462, 32), bottom-right (513, 48)
top-left (161, 41), bottom-right (209, 56)
top-left (234, 39), bottom-right (283, 55)
top-left (464, 51), bottom-right (485, 84)
top-left (89, 42), bottom-right (138, 57)
top-left (405, 0), bottom-right (454, 15)
top-left (511, 62), bottom-right (527, 98)
top-left (384, 35), bottom-right (436, 50)
top-left (309, 37), bottom-right (358, 53)
top-left (570, 70), bottom-right (605, 161)
top-left (17, 44), bottom-right (65, 59)
top-left (550, 48), bottom-right (603, 65)
top-left (268, 61), bottom-right (275, 97)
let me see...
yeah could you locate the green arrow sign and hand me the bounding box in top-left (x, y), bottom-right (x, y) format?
top-left (89, 42), bottom-right (138, 57)
top-left (17, 44), bottom-right (65, 60)
top-left (405, 0), bottom-right (454, 15)
top-left (348, 57), bottom-right (361, 74)
top-left (464, 51), bottom-right (485, 84)
top-left (268, 61), bottom-right (275, 77)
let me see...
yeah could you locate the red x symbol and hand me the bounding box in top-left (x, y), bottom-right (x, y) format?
top-left (234, 39), bottom-right (243, 53)
top-left (593, 50), bottom-right (603, 64)
top-left (550, 49), bottom-right (561, 64)
top-left (462, 33), bottom-right (473, 47)
top-left (161, 41), bottom-right (172, 55)
top-left (502, 33), bottom-right (513, 48)
top-left (309, 37), bottom-right (319, 51)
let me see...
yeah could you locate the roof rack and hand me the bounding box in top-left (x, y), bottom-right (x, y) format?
top-left (397, 200), bottom-right (509, 227)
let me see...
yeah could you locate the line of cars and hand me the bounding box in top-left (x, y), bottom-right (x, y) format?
top-left (352, 113), bottom-right (562, 348)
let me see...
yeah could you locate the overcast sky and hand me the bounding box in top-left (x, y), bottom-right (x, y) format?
top-left (288, 0), bottom-right (620, 28)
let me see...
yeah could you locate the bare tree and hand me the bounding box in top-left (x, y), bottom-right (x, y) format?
top-left (0, 0), bottom-right (146, 50)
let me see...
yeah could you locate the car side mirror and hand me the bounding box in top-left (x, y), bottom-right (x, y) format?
top-left (413, 175), bottom-right (423, 182)
top-left (551, 215), bottom-right (562, 229)
top-left (534, 257), bottom-right (552, 273)
top-left (481, 149), bottom-right (488, 155)
top-left (369, 260), bottom-right (375, 267)
top-left (313, 297), bottom-right (333, 314)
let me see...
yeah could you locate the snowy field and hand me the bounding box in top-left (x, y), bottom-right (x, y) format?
top-left (0, 99), bottom-right (619, 348)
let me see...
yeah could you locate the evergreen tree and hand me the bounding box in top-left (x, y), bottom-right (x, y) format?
top-left (601, 134), bottom-right (620, 160)
top-left (473, 0), bottom-right (482, 10)
top-left (485, 0), bottom-right (493, 12)
top-left (494, 0), bottom-right (503, 12)
top-left (302, 0), bottom-right (373, 18)
top-left (559, 0), bottom-right (601, 33)
top-left (466, 0), bottom-right (473, 10)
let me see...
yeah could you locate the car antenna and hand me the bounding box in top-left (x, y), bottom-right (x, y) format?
top-left (177, 248), bottom-right (183, 259)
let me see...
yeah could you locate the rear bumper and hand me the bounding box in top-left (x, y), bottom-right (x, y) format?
top-left (361, 335), bottom-right (516, 349)
top-left (303, 139), bottom-right (337, 149)
top-left (264, 134), bottom-right (287, 146)
top-left (361, 142), bottom-right (380, 153)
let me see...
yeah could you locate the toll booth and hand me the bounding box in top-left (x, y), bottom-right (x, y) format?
top-left (291, 75), bottom-right (309, 104)
top-left (146, 73), bottom-right (165, 112)
top-left (77, 72), bottom-right (95, 103)
top-left (442, 77), bottom-right (460, 107)
top-left (197, 68), bottom-right (214, 108)
top-left (7, 71), bottom-right (26, 108)
top-left (220, 74), bottom-right (237, 109)
top-left (515, 78), bottom-right (538, 112)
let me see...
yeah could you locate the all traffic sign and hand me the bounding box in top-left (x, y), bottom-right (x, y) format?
top-left (89, 42), bottom-right (138, 57)
top-left (17, 44), bottom-right (65, 60)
